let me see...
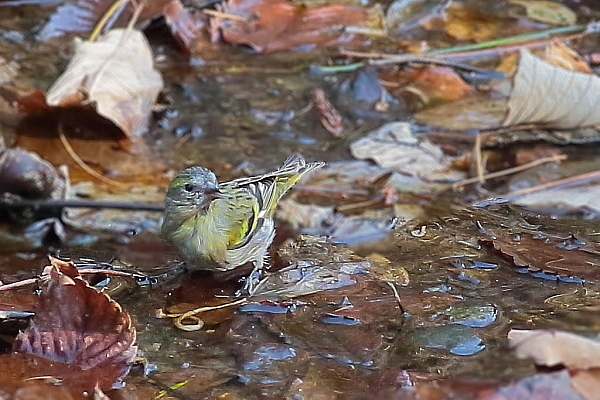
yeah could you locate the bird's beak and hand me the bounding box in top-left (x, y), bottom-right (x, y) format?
top-left (204, 187), bottom-right (222, 202)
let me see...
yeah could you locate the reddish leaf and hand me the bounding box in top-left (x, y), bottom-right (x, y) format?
top-left (482, 235), bottom-right (600, 281)
top-left (211, 0), bottom-right (368, 53)
top-left (11, 257), bottom-right (136, 393)
top-left (163, 0), bottom-right (210, 53)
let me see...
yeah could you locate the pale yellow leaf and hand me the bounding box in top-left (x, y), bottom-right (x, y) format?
top-left (46, 29), bottom-right (164, 138)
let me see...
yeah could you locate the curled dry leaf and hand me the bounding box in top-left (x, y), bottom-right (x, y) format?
top-left (12, 256), bottom-right (137, 393)
top-left (211, 0), bottom-right (368, 53)
top-left (508, 329), bottom-right (600, 370)
top-left (46, 29), bottom-right (164, 139)
top-left (503, 49), bottom-right (600, 129)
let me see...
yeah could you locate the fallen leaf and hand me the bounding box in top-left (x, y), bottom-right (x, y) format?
top-left (414, 95), bottom-right (506, 130)
top-left (350, 122), bottom-right (464, 182)
top-left (509, 0), bottom-right (577, 26)
top-left (544, 40), bottom-right (592, 74)
top-left (163, 0), bottom-right (210, 53)
top-left (508, 329), bottom-right (600, 369)
top-left (443, 3), bottom-right (501, 42)
top-left (381, 66), bottom-right (475, 108)
top-left (12, 257), bottom-right (137, 393)
top-left (483, 234), bottom-right (600, 281)
top-left (571, 369), bottom-right (600, 400)
top-left (211, 0), bottom-right (368, 53)
top-left (46, 29), bottom-right (164, 138)
top-left (503, 49), bottom-right (600, 129)
top-left (481, 370), bottom-right (586, 400)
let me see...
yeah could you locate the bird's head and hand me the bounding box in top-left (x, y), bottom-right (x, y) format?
top-left (165, 166), bottom-right (222, 212)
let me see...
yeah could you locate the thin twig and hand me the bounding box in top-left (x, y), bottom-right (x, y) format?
top-left (202, 9), bottom-right (247, 21)
top-left (474, 168), bottom-right (599, 207)
top-left (454, 154), bottom-right (567, 189)
top-left (160, 298), bottom-right (248, 331)
top-left (0, 278), bottom-right (40, 291)
top-left (57, 119), bottom-right (128, 189)
top-left (0, 199), bottom-right (164, 211)
top-left (89, 0), bottom-right (131, 41)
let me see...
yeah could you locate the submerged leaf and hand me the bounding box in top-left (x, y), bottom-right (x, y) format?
top-left (46, 29), bottom-right (164, 138)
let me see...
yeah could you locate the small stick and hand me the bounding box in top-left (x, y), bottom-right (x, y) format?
top-left (454, 154), bottom-right (567, 189)
top-left (202, 9), bottom-right (247, 21)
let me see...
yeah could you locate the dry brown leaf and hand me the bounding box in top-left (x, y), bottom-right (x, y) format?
top-left (443, 3), bottom-right (501, 42)
top-left (545, 40), bottom-right (592, 74)
top-left (13, 257), bottom-right (137, 392)
top-left (503, 49), bottom-right (600, 129)
top-left (46, 29), bottom-right (164, 138)
top-left (211, 0), bottom-right (368, 53)
top-left (483, 235), bottom-right (600, 281)
top-left (508, 329), bottom-right (600, 370)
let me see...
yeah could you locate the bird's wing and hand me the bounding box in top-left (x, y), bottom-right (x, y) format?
top-left (222, 154), bottom-right (324, 217)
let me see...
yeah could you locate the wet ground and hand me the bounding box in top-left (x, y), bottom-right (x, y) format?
top-left (1, 0), bottom-right (600, 399)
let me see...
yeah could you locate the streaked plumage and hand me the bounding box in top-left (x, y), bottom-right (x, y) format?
top-left (161, 154), bottom-right (324, 276)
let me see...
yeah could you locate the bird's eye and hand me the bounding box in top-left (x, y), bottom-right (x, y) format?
top-left (184, 183), bottom-right (194, 192)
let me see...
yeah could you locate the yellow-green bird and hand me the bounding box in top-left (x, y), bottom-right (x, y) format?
top-left (161, 154), bottom-right (324, 290)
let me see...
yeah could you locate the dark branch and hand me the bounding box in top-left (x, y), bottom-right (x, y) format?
top-left (0, 199), bottom-right (165, 212)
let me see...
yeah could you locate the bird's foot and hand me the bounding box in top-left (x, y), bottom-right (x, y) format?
top-left (236, 267), bottom-right (263, 297)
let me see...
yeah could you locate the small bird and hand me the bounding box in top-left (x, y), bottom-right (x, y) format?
top-left (161, 154), bottom-right (324, 292)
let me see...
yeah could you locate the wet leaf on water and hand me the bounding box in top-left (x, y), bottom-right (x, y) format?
top-left (414, 95), bottom-right (506, 131)
top-left (508, 329), bottom-right (600, 369)
top-left (350, 122), bottom-right (465, 183)
top-left (38, 0), bottom-right (167, 39)
top-left (442, 2), bottom-right (502, 42)
top-left (483, 234), bottom-right (600, 281)
top-left (512, 178), bottom-right (600, 215)
top-left (509, 0), bottom-right (577, 26)
top-left (503, 49), bottom-right (600, 129)
top-left (0, 291), bottom-right (37, 318)
top-left (63, 180), bottom-right (164, 234)
top-left (45, 29), bottom-right (164, 139)
top-left (381, 66), bottom-right (475, 109)
top-left (211, 0), bottom-right (368, 53)
top-left (481, 370), bottom-right (587, 400)
top-left (163, 0), bottom-right (210, 54)
top-left (11, 256), bottom-right (137, 393)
